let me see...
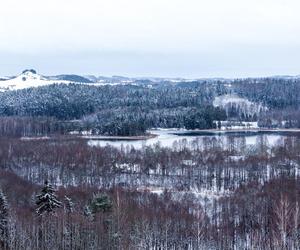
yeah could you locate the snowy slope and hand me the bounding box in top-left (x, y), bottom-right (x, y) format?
top-left (213, 94), bottom-right (267, 116)
top-left (0, 70), bottom-right (73, 91)
top-left (0, 70), bottom-right (142, 91)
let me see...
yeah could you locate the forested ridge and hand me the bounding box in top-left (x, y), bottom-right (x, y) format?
top-left (234, 78), bottom-right (300, 109)
top-left (0, 77), bottom-right (300, 136)
top-left (0, 82), bottom-right (227, 136)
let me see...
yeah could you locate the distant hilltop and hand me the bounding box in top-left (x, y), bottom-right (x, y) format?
top-left (1, 69), bottom-right (300, 91)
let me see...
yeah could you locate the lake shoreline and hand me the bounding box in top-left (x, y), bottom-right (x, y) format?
top-left (83, 128), bottom-right (300, 141)
top-left (173, 128), bottom-right (300, 135)
top-left (81, 133), bottom-right (158, 141)
top-left (20, 128), bottom-right (300, 142)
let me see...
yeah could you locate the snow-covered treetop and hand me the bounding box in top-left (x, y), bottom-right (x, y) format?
top-left (22, 69), bottom-right (37, 75)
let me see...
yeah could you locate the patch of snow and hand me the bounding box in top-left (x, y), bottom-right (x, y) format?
top-left (69, 130), bottom-right (92, 135)
top-left (213, 94), bottom-right (267, 116)
top-left (227, 155), bottom-right (245, 162)
top-left (91, 81), bottom-right (136, 86)
top-left (20, 136), bottom-right (50, 141)
top-left (218, 121), bottom-right (259, 130)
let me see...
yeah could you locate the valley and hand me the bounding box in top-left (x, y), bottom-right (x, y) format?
top-left (0, 70), bottom-right (299, 249)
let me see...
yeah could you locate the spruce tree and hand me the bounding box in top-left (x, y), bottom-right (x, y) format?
top-left (90, 193), bottom-right (112, 214)
top-left (36, 180), bottom-right (62, 216)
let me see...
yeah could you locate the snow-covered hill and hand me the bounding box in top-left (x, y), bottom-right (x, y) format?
top-left (0, 70), bottom-right (147, 91)
top-left (0, 70), bottom-right (73, 91)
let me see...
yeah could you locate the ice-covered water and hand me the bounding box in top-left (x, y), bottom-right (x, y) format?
top-left (88, 129), bottom-right (294, 150)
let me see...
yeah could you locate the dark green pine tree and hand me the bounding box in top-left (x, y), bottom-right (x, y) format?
top-left (90, 193), bottom-right (112, 214)
top-left (0, 189), bottom-right (9, 248)
top-left (36, 180), bottom-right (62, 216)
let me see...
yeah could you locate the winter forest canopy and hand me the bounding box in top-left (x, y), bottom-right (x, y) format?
top-left (0, 76), bottom-right (300, 136)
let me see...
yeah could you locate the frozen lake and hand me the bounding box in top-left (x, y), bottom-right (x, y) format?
top-left (88, 129), bottom-right (299, 150)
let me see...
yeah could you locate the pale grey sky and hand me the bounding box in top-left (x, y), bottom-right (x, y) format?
top-left (1, 0), bottom-right (300, 77)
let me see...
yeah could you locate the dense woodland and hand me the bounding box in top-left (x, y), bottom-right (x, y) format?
top-left (0, 134), bottom-right (298, 249)
top-left (234, 78), bottom-right (300, 127)
top-left (0, 83), bottom-right (226, 136)
top-left (234, 78), bottom-right (300, 109)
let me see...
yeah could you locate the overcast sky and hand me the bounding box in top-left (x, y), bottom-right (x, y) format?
top-left (1, 0), bottom-right (300, 78)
